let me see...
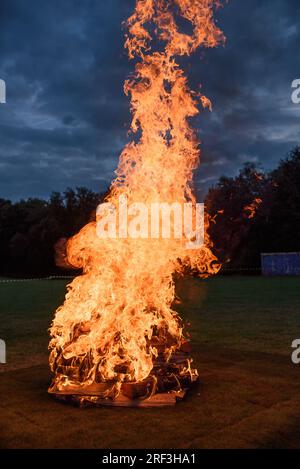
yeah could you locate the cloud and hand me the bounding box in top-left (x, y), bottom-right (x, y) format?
top-left (0, 0), bottom-right (299, 200)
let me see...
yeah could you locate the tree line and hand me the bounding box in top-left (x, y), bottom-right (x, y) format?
top-left (205, 146), bottom-right (300, 271)
top-left (0, 147), bottom-right (299, 277)
top-left (0, 188), bottom-right (105, 276)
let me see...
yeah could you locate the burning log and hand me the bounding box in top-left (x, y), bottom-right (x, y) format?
top-left (49, 335), bottom-right (198, 406)
top-left (122, 377), bottom-right (157, 400)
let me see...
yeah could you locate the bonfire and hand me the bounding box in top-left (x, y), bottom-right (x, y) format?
top-left (48, 0), bottom-right (224, 406)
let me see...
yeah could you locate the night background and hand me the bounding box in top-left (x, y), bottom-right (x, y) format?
top-left (0, 0), bottom-right (299, 200)
top-left (0, 0), bottom-right (299, 276)
top-left (1, 0), bottom-right (300, 453)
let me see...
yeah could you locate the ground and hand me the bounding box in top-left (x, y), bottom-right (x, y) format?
top-left (0, 276), bottom-right (300, 448)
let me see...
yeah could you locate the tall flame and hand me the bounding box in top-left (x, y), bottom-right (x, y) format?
top-left (49, 0), bottom-right (224, 400)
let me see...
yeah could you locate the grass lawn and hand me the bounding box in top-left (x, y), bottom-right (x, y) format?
top-left (0, 276), bottom-right (300, 448)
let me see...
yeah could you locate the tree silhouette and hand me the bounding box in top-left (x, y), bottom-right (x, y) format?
top-left (206, 148), bottom-right (300, 271)
top-left (0, 188), bottom-right (106, 276)
top-left (0, 148), bottom-right (299, 276)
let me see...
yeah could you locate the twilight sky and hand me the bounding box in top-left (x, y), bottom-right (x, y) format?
top-left (0, 0), bottom-right (299, 201)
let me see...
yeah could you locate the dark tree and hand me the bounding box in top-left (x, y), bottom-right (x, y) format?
top-left (205, 148), bottom-right (300, 270)
top-left (205, 163), bottom-right (268, 269)
top-left (264, 147), bottom-right (300, 253)
top-left (0, 188), bottom-right (106, 277)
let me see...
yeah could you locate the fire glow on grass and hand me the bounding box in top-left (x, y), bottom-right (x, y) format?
top-left (49, 0), bottom-right (225, 405)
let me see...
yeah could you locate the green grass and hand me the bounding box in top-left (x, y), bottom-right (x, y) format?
top-left (0, 279), bottom-right (68, 369)
top-left (176, 276), bottom-right (300, 356)
top-left (0, 276), bottom-right (300, 449)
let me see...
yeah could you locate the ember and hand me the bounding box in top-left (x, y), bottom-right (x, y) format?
top-left (48, 0), bottom-right (224, 406)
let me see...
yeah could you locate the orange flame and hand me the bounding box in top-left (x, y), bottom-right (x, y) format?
top-left (244, 198), bottom-right (262, 219)
top-left (49, 0), bottom-right (224, 400)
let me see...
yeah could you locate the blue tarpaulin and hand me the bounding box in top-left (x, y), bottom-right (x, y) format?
top-left (261, 252), bottom-right (300, 276)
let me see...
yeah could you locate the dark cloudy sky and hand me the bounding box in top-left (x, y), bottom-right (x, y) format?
top-left (0, 0), bottom-right (299, 201)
